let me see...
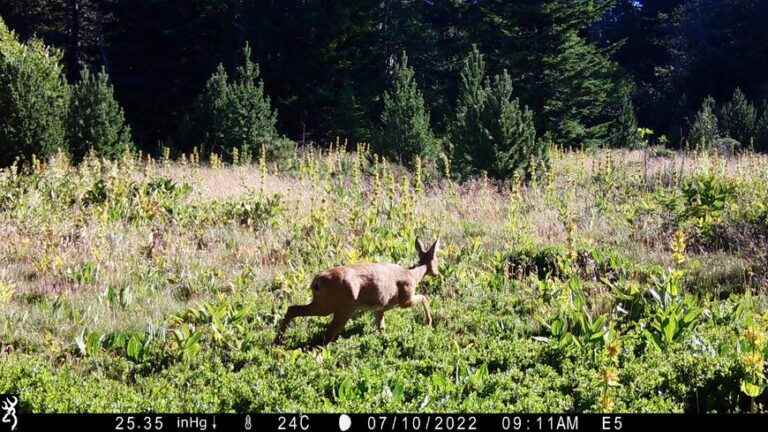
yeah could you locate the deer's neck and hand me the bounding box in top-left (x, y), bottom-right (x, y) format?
top-left (408, 264), bottom-right (428, 285)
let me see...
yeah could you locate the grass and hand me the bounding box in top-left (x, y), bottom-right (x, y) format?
top-left (1, 145), bottom-right (767, 413)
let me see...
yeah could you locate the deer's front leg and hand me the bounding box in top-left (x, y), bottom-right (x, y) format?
top-left (324, 311), bottom-right (352, 345)
top-left (414, 294), bottom-right (432, 326)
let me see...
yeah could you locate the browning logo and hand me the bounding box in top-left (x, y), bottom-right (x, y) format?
top-left (0, 395), bottom-right (17, 431)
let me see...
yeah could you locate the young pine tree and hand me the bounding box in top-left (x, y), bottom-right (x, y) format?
top-left (68, 67), bottom-right (133, 161)
top-left (450, 46), bottom-right (545, 180)
top-left (376, 52), bottom-right (438, 167)
top-left (484, 71), bottom-right (543, 179)
top-left (226, 44), bottom-right (278, 154)
top-left (0, 18), bottom-right (69, 166)
top-left (688, 96), bottom-right (719, 151)
top-left (612, 85), bottom-right (641, 148)
top-left (188, 43), bottom-right (279, 160)
top-left (718, 88), bottom-right (757, 149)
top-left (450, 45), bottom-right (490, 176)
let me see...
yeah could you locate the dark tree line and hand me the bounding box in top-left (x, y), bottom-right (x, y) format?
top-left (1, 0), bottom-right (767, 153)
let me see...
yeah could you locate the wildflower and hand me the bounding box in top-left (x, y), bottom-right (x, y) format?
top-left (744, 326), bottom-right (766, 349)
top-left (671, 230), bottom-right (686, 267)
top-left (741, 352), bottom-right (765, 376)
top-left (606, 340), bottom-right (622, 360)
top-left (601, 368), bottom-right (619, 387)
top-left (598, 395), bottom-right (615, 412)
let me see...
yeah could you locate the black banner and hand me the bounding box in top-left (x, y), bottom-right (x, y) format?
top-left (2, 412), bottom-right (768, 432)
top-left (3, 395), bottom-right (768, 432)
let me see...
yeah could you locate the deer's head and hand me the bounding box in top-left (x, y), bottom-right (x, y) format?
top-left (416, 238), bottom-right (440, 276)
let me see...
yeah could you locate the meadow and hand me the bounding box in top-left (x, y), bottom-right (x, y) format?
top-left (1, 145), bottom-right (767, 413)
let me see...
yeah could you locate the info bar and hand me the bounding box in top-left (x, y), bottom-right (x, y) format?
top-left (3, 413), bottom-right (768, 432)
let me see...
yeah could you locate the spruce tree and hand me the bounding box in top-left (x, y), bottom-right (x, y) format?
top-left (718, 88), bottom-right (757, 149)
top-left (376, 52), bottom-right (438, 166)
top-left (0, 18), bottom-right (69, 166)
top-left (688, 96), bottom-right (719, 151)
top-left (226, 44), bottom-right (278, 154)
top-left (484, 70), bottom-right (543, 179)
top-left (68, 67), bottom-right (133, 161)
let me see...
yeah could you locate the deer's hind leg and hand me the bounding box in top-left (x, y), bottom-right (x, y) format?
top-left (274, 303), bottom-right (331, 345)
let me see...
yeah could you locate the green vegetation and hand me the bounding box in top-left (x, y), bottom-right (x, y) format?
top-left (688, 97), bottom-right (719, 151)
top-left (1, 146), bottom-right (767, 413)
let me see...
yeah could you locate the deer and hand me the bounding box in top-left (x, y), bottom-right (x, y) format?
top-left (274, 238), bottom-right (440, 346)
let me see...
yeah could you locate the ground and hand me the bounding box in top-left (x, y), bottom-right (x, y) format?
top-left (0, 146), bottom-right (767, 412)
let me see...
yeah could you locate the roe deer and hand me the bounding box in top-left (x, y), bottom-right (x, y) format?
top-left (274, 238), bottom-right (440, 345)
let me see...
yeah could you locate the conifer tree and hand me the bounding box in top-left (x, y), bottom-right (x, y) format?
top-left (68, 66), bottom-right (133, 161)
top-left (475, 0), bottom-right (619, 149)
top-left (450, 46), bottom-right (546, 179)
top-left (376, 52), bottom-right (438, 166)
top-left (719, 88), bottom-right (757, 148)
top-left (756, 100), bottom-right (768, 153)
top-left (688, 96), bottom-right (719, 151)
top-left (187, 43), bottom-right (279, 160)
top-left (612, 85), bottom-right (641, 148)
top-left (0, 18), bottom-right (69, 166)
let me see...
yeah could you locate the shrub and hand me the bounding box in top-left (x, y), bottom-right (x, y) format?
top-left (719, 88), bottom-right (757, 149)
top-left (68, 67), bottom-right (133, 161)
top-left (375, 52), bottom-right (438, 167)
top-left (450, 46), bottom-right (545, 179)
top-left (688, 96), bottom-right (719, 151)
top-left (186, 43), bottom-right (279, 160)
top-left (0, 18), bottom-right (70, 166)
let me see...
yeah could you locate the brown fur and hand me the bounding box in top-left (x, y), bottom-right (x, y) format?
top-left (274, 239), bottom-right (440, 345)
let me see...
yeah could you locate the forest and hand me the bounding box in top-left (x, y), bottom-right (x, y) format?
top-left (1, 0), bottom-right (768, 415)
top-left (1, 0), bottom-right (768, 163)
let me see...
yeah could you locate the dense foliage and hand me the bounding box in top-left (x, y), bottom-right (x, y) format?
top-left (183, 44), bottom-right (280, 160)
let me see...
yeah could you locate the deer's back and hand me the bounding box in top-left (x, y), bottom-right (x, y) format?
top-left (312, 263), bottom-right (411, 310)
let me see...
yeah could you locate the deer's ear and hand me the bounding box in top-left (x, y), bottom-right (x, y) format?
top-left (429, 239), bottom-right (441, 255)
top-left (416, 239), bottom-right (426, 254)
